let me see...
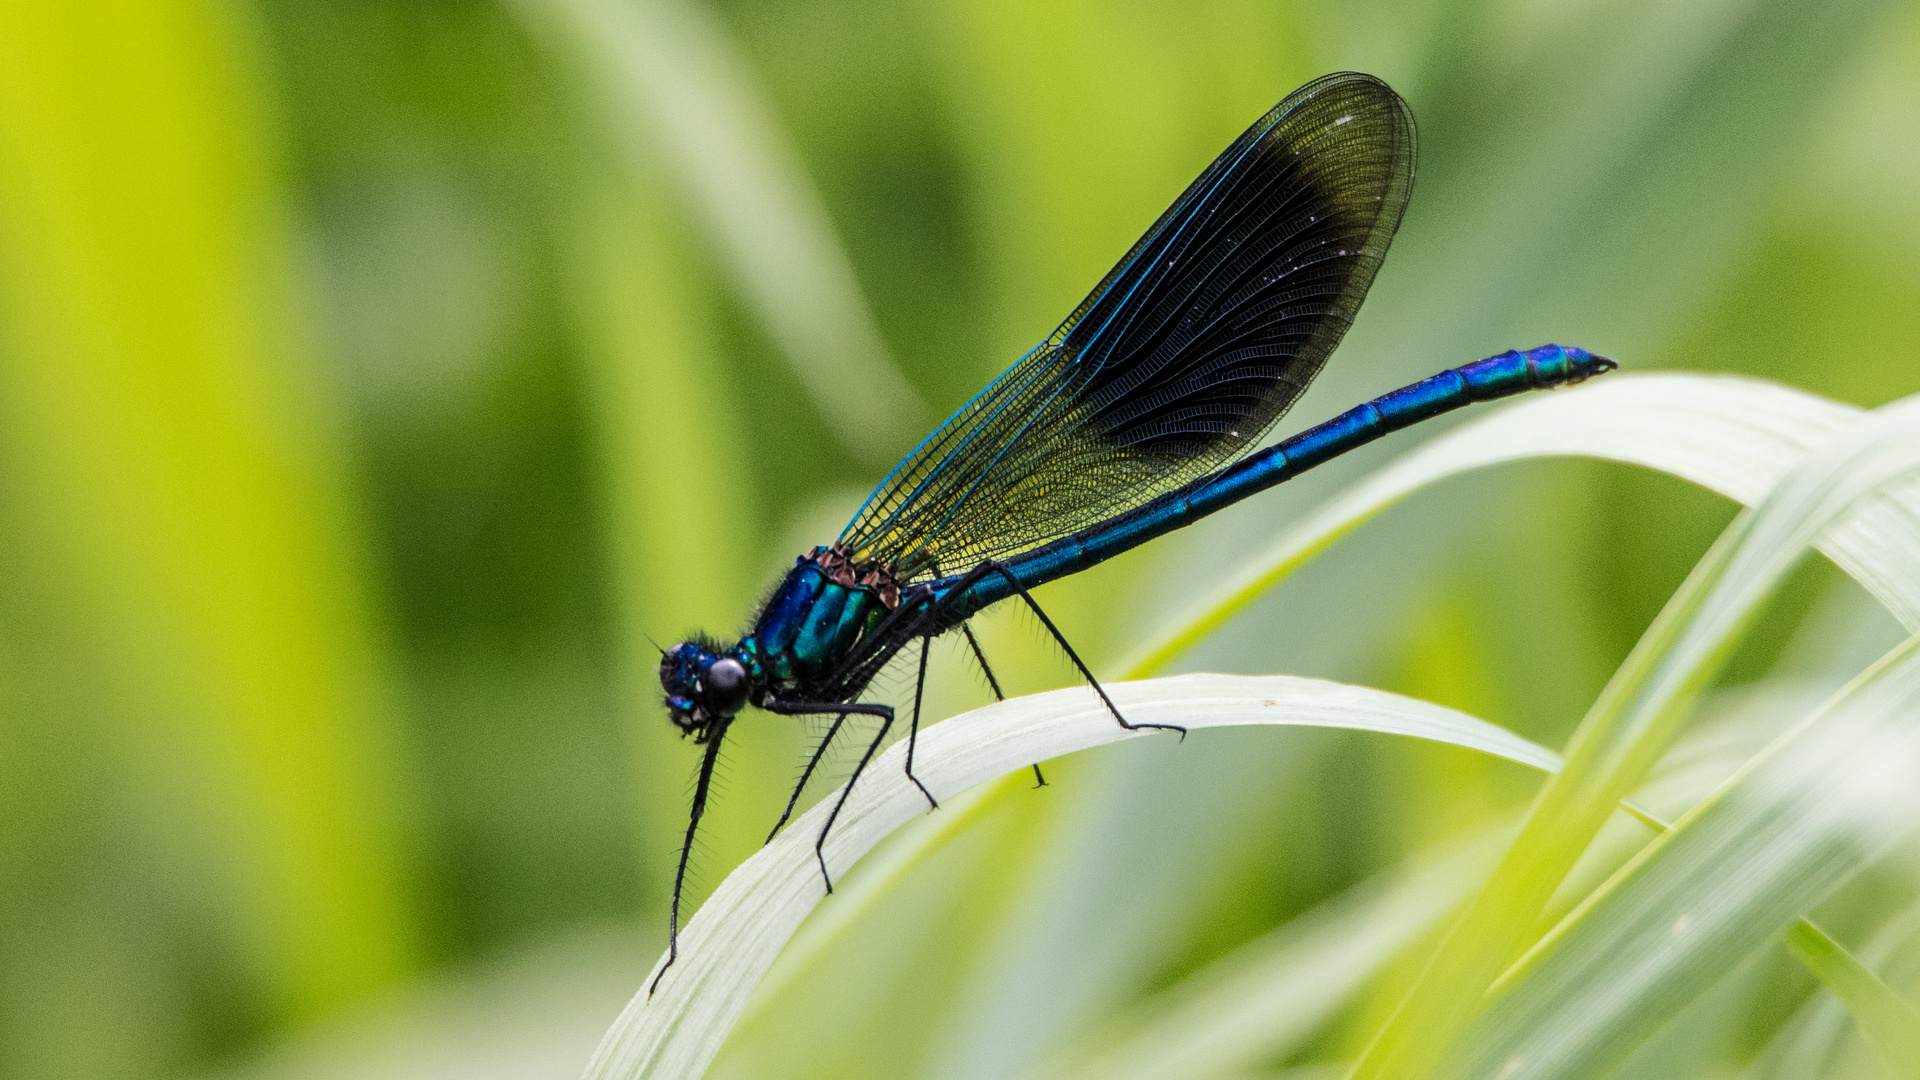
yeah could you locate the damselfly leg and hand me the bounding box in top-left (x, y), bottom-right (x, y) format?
top-left (758, 698), bottom-right (896, 892)
top-left (767, 708), bottom-right (853, 843)
top-left (904, 637), bottom-right (937, 809)
top-left (937, 559), bottom-right (1186, 738)
top-left (985, 561), bottom-right (1182, 737)
top-left (960, 620), bottom-right (1045, 787)
top-left (811, 707), bottom-right (895, 894)
top-left (653, 715), bottom-right (731, 996)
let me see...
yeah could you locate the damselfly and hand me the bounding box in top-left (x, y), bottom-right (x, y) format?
top-left (654, 71), bottom-right (1612, 989)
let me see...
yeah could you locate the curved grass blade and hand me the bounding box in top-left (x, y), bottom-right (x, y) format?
top-left (1784, 921), bottom-right (1920, 1080)
top-left (510, 0), bottom-right (929, 464)
top-left (1439, 633), bottom-right (1920, 1080)
top-left (583, 674), bottom-right (1571, 1080)
top-left (589, 667), bottom-right (1855, 1080)
top-left (1121, 373), bottom-right (1920, 679)
top-left (1046, 675), bottom-right (1828, 1080)
top-left (1757, 895), bottom-right (1920, 1079)
top-left (1348, 394), bottom-right (1920, 1080)
top-left (1033, 660), bottom-right (1884, 1080)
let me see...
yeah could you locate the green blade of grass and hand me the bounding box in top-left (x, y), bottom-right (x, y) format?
top-left (1347, 393), bottom-right (1920, 1080)
top-left (736, 770), bottom-right (1028, 1024)
top-left (1629, 676), bottom-right (1920, 1080)
top-left (584, 663), bottom-right (1834, 1080)
top-left (1043, 676), bottom-right (1827, 1080)
top-left (741, 661), bottom-right (1847, 1080)
top-left (1755, 892), bottom-right (1920, 1079)
top-left (585, 673), bottom-right (1573, 1080)
top-left (1784, 921), bottom-right (1920, 1080)
top-left (1441, 633), bottom-right (1920, 1080)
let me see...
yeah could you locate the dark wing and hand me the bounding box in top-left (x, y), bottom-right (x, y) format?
top-left (841, 72), bottom-right (1415, 580)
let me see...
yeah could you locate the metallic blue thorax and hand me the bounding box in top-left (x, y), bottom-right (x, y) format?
top-left (748, 548), bottom-right (897, 689)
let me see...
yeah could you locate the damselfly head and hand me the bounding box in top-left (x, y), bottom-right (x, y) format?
top-left (660, 640), bottom-right (751, 739)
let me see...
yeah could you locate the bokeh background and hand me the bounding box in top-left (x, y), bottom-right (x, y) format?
top-left (3, 0), bottom-right (1919, 1077)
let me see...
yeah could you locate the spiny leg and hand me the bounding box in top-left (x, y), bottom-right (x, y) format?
top-left (767, 709), bottom-right (851, 843)
top-left (959, 621), bottom-right (1004, 699)
top-left (761, 699), bottom-right (895, 892)
top-left (812, 702), bottom-right (895, 894)
top-left (652, 716), bottom-right (731, 996)
top-left (962, 620), bottom-right (1046, 787)
top-left (904, 636), bottom-right (938, 810)
top-left (984, 561), bottom-right (1185, 738)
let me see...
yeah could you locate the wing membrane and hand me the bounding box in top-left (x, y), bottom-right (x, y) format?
top-left (842, 72), bottom-right (1415, 579)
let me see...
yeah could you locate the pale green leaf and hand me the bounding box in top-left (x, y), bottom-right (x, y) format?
top-left (742, 770), bottom-right (1028, 1022)
top-left (1757, 894), bottom-right (1920, 1079)
top-left (1436, 633), bottom-right (1920, 1080)
top-left (1045, 677), bottom-right (1820, 1080)
top-left (1784, 921), bottom-right (1920, 1080)
top-left (1348, 391), bottom-right (1920, 1080)
top-left (583, 674), bottom-right (1570, 1080)
top-left (600, 663), bottom-right (1830, 1080)
top-left (1032, 663), bottom-right (1866, 1080)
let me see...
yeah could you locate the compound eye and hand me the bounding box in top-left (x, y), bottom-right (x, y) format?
top-left (703, 658), bottom-right (750, 714)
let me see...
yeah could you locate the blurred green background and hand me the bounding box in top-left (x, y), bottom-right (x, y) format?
top-left (2, 0), bottom-right (1919, 1077)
